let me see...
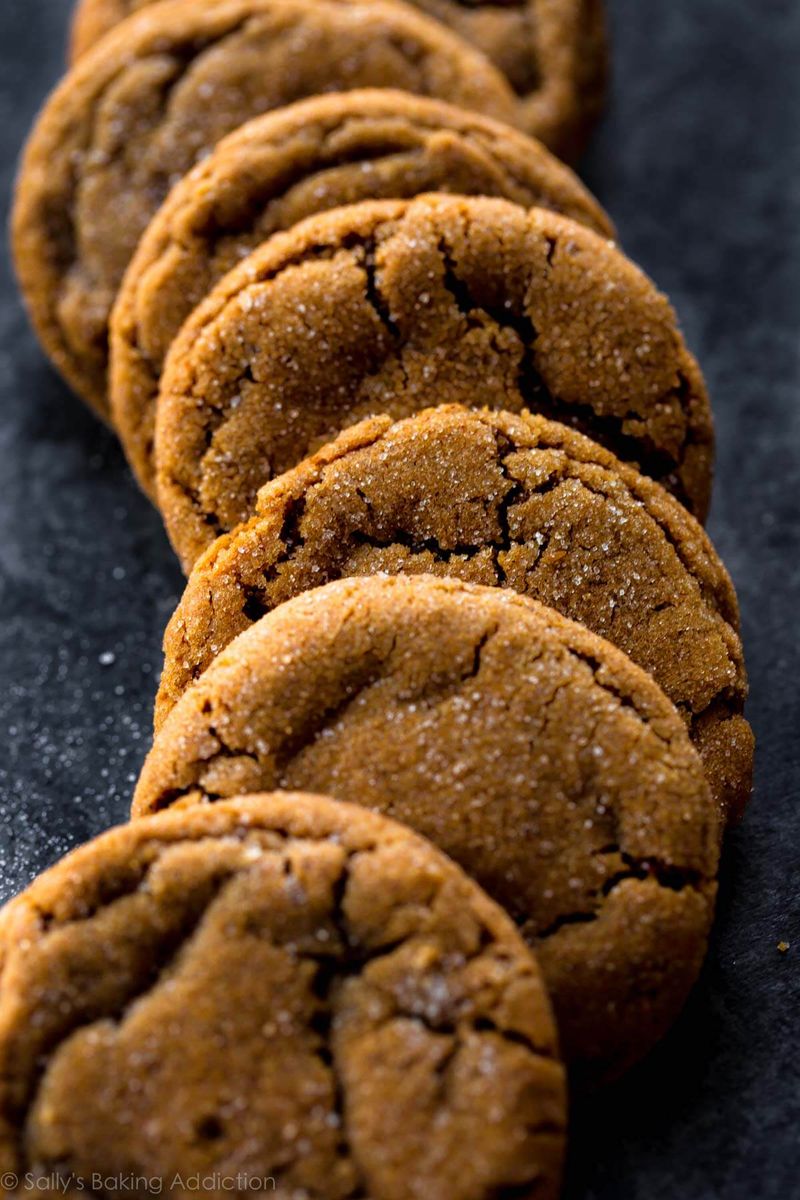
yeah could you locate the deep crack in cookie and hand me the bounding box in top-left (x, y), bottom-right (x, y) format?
top-left (155, 194), bottom-right (714, 569)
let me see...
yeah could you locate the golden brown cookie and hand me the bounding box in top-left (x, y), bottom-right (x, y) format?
top-left (0, 793), bottom-right (565, 1198)
top-left (155, 406), bottom-right (752, 824)
top-left (156, 194), bottom-right (714, 569)
top-left (70, 0), bottom-right (608, 159)
top-left (12, 0), bottom-right (518, 421)
top-left (110, 89), bottom-right (613, 499)
top-left (134, 574), bottom-right (721, 1083)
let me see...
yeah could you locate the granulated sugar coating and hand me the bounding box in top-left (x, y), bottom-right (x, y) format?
top-left (69, 0), bottom-right (608, 161)
top-left (155, 195), bottom-right (714, 570)
top-left (0, 793), bottom-right (566, 1197)
top-left (155, 406), bottom-right (752, 824)
top-left (11, 0), bottom-right (519, 421)
top-left (134, 574), bottom-right (721, 1084)
top-left (110, 89), bottom-right (613, 499)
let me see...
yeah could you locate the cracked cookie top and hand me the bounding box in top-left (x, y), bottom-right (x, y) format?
top-left (69, 0), bottom-right (608, 160)
top-left (0, 793), bottom-right (565, 1198)
top-left (109, 89), bottom-right (613, 500)
top-left (135, 574), bottom-right (721, 1083)
top-left (12, 0), bottom-right (518, 420)
top-left (154, 195), bottom-right (714, 570)
top-left (155, 405), bottom-right (752, 824)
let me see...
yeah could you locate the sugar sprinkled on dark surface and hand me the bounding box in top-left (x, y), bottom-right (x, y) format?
top-left (0, 1), bottom-right (798, 1197)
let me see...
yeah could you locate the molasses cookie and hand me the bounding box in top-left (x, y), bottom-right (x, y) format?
top-left (156, 194), bottom-right (713, 569)
top-left (155, 406), bottom-right (752, 823)
top-left (12, 0), bottom-right (518, 421)
top-left (0, 793), bottom-right (565, 1198)
top-left (134, 574), bottom-right (721, 1082)
top-left (110, 90), bottom-right (613, 499)
top-left (70, 0), bottom-right (608, 159)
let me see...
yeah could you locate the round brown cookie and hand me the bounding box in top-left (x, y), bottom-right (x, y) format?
top-left (155, 194), bottom-right (714, 571)
top-left (155, 406), bottom-right (752, 824)
top-left (0, 793), bottom-right (565, 1198)
top-left (70, 0), bottom-right (608, 160)
top-left (12, 0), bottom-right (519, 422)
top-left (134, 574), bottom-right (721, 1083)
top-left (110, 89), bottom-right (613, 500)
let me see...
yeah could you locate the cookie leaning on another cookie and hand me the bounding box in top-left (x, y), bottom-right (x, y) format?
top-left (0, 793), bottom-right (566, 1197)
top-left (110, 89), bottom-right (613, 499)
top-left (155, 194), bottom-right (714, 570)
top-left (135, 574), bottom-right (721, 1084)
top-left (12, 0), bottom-right (519, 421)
top-left (155, 405), bottom-right (752, 825)
top-left (69, 0), bottom-right (609, 160)
top-left (419, 0), bottom-right (609, 158)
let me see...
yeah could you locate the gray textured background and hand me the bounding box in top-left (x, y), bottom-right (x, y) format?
top-left (1, 2), bottom-right (798, 1196)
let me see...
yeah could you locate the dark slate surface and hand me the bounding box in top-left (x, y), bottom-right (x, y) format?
top-left (0, 1), bottom-right (797, 1195)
